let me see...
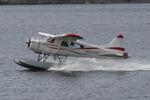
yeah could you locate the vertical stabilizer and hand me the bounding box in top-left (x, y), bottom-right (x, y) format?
top-left (106, 35), bottom-right (128, 57)
top-left (108, 35), bottom-right (124, 50)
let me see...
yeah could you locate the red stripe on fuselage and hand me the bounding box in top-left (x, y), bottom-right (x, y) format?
top-left (31, 41), bottom-right (38, 44)
top-left (76, 47), bottom-right (99, 49)
top-left (107, 47), bottom-right (125, 51)
top-left (48, 47), bottom-right (99, 50)
top-left (49, 47), bottom-right (64, 50)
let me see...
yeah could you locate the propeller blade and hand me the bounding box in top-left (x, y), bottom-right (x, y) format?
top-left (26, 38), bottom-right (31, 48)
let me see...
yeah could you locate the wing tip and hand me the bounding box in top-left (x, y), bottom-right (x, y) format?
top-left (117, 35), bottom-right (124, 38)
top-left (65, 33), bottom-right (83, 39)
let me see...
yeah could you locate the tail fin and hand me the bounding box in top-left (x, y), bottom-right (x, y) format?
top-left (106, 35), bottom-right (127, 57)
top-left (107, 35), bottom-right (124, 51)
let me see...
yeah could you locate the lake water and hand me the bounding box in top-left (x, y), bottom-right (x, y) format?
top-left (0, 4), bottom-right (150, 100)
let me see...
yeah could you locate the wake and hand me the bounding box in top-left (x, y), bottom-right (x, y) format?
top-left (50, 58), bottom-right (150, 72)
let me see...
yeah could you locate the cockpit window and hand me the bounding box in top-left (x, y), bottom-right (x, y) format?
top-left (50, 39), bottom-right (55, 43)
top-left (47, 38), bottom-right (55, 43)
top-left (61, 41), bottom-right (69, 47)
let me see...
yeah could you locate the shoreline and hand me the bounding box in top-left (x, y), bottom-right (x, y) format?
top-left (0, 0), bottom-right (150, 5)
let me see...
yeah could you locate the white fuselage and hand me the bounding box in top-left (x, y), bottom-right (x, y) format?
top-left (28, 37), bottom-right (126, 58)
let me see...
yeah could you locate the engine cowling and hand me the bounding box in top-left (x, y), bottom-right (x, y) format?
top-left (26, 37), bottom-right (42, 53)
top-left (26, 37), bottom-right (61, 55)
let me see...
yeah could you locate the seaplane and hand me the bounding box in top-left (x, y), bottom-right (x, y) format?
top-left (14, 32), bottom-right (128, 70)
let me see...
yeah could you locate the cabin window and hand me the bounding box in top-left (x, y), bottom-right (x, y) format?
top-left (70, 42), bottom-right (84, 48)
top-left (61, 41), bottom-right (69, 47)
top-left (80, 45), bottom-right (84, 48)
top-left (71, 42), bottom-right (74, 46)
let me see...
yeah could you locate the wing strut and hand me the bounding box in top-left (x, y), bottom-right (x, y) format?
top-left (56, 40), bottom-right (62, 54)
top-left (54, 54), bottom-right (68, 64)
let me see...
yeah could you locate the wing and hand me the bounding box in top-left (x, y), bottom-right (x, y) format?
top-left (61, 33), bottom-right (83, 40)
top-left (38, 32), bottom-right (83, 41)
top-left (38, 32), bottom-right (55, 37)
top-left (38, 32), bottom-right (83, 54)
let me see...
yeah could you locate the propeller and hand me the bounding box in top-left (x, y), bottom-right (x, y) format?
top-left (26, 37), bottom-right (31, 48)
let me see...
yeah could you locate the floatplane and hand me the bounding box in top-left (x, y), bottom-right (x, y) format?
top-left (14, 32), bottom-right (128, 70)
